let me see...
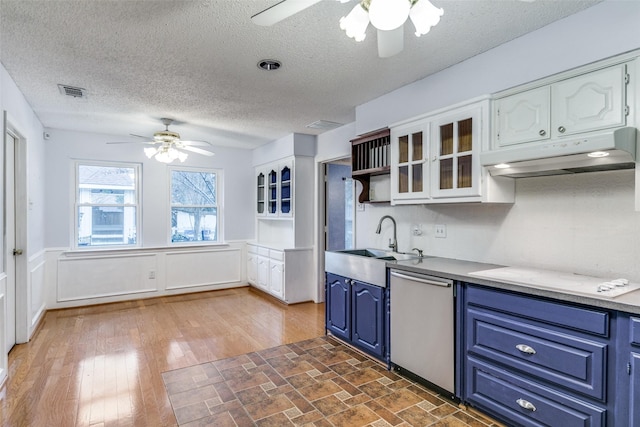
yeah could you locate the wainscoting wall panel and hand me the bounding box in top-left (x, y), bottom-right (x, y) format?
top-left (48, 242), bottom-right (247, 309)
top-left (165, 248), bottom-right (241, 290)
top-left (29, 259), bottom-right (46, 334)
top-left (57, 253), bottom-right (158, 302)
top-left (0, 273), bottom-right (7, 387)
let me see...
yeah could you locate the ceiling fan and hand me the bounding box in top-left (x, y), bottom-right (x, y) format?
top-left (108, 118), bottom-right (214, 163)
top-left (251, 0), bottom-right (445, 58)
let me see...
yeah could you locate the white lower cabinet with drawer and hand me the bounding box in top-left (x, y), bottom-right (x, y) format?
top-left (461, 283), bottom-right (613, 426)
top-left (246, 244), bottom-right (314, 304)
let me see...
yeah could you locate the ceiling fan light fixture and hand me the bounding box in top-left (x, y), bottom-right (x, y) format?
top-left (339, 2), bottom-right (370, 41)
top-left (368, 0), bottom-right (411, 31)
top-left (154, 146), bottom-right (188, 164)
top-left (409, 0), bottom-right (443, 37)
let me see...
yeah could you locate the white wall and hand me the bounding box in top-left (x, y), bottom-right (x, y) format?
top-left (357, 169), bottom-right (640, 281)
top-left (1, 64), bottom-right (47, 348)
top-left (356, 0), bottom-right (640, 135)
top-left (43, 128), bottom-right (255, 248)
top-left (316, 1), bottom-right (640, 289)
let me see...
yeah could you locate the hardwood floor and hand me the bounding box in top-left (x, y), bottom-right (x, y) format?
top-left (0, 288), bottom-right (325, 427)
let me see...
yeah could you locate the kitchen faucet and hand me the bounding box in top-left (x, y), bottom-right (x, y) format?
top-left (375, 215), bottom-right (397, 252)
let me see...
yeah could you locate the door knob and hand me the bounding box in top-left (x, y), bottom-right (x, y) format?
top-left (13, 249), bottom-right (23, 256)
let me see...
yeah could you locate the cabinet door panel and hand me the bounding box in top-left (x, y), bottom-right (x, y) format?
top-left (269, 260), bottom-right (284, 298)
top-left (351, 281), bottom-right (384, 358)
top-left (431, 104), bottom-right (483, 199)
top-left (631, 352), bottom-right (640, 427)
top-left (247, 254), bottom-right (258, 285)
top-left (390, 122), bottom-right (430, 203)
top-left (552, 64), bottom-right (626, 136)
top-left (326, 273), bottom-right (351, 340)
top-left (494, 86), bottom-right (551, 147)
top-left (257, 256), bottom-right (269, 290)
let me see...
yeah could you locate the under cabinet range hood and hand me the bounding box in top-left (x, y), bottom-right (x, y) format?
top-left (482, 127), bottom-right (638, 178)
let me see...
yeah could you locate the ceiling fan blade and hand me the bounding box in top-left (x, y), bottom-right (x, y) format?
top-left (377, 27), bottom-right (404, 58)
top-left (251, 0), bottom-right (322, 26)
top-left (179, 140), bottom-right (212, 147)
top-left (130, 133), bottom-right (153, 139)
top-left (182, 146), bottom-right (215, 156)
top-left (106, 140), bottom-right (157, 145)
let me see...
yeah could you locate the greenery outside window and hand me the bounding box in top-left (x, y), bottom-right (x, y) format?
top-left (76, 162), bottom-right (140, 248)
top-left (170, 168), bottom-right (221, 244)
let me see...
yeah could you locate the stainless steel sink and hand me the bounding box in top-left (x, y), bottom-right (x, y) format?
top-left (325, 249), bottom-right (421, 287)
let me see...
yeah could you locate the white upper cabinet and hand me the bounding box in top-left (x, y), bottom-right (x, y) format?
top-left (430, 103), bottom-right (484, 199)
top-left (494, 86), bottom-right (551, 147)
top-left (494, 63), bottom-right (629, 148)
top-left (390, 97), bottom-right (513, 204)
top-left (390, 120), bottom-right (430, 203)
top-left (552, 64), bottom-right (627, 136)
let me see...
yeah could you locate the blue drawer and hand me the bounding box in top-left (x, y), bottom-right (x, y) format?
top-left (466, 356), bottom-right (606, 427)
top-left (466, 285), bottom-right (609, 337)
top-left (631, 317), bottom-right (640, 347)
top-left (467, 307), bottom-right (607, 400)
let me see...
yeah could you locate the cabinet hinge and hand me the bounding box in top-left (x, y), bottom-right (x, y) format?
top-left (625, 105), bottom-right (630, 116)
top-left (625, 73), bottom-right (630, 84)
top-left (628, 362), bottom-right (632, 375)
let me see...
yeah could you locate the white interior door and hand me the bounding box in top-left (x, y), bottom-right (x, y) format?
top-left (4, 131), bottom-right (17, 353)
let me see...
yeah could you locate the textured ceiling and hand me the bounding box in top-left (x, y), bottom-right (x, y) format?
top-left (0, 0), bottom-right (601, 149)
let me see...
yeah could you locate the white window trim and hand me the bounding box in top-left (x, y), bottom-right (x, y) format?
top-left (73, 160), bottom-right (142, 250)
top-left (168, 165), bottom-right (224, 246)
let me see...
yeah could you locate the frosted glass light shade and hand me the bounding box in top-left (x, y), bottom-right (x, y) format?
top-left (144, 147), bottom-right (158, 158)
top-left (339, 2), bottom-right (370, 41)
top-left (368, 0), bottom-right (411, 31)
top-left (152, 147), bottom-right (188, 163)
top-left (409, 0), bottom-right (443, 37)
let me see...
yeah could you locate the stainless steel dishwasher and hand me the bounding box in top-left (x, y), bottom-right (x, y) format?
top-left (390, 269), bottom-right (455, 397)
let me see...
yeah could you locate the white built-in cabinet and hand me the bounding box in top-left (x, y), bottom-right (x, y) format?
top-left (250, 154), bottom-right (315, 303)
top-left (494, 63), bottom-right (630, 147)
top-left (390, 98), bottom-right (514, 204)
top-left (246, 244), bottom-right (313, 303)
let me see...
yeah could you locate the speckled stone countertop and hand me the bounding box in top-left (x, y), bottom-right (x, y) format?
top-left (388, 256), bottom-right (640, 315)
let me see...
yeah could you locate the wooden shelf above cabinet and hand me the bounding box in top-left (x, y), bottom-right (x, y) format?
top-left (351, 128), bottom-right (390, 203)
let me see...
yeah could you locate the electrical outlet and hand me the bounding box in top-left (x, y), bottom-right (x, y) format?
top-left (434, 224), bottom-right (447, 238)
top-left (148, 270), bottom-right (156, 279)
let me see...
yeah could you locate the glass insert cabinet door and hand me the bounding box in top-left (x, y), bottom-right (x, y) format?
top-left (256, 171), bottom-right (265, 215)
top-left (280, 164), bottom-right (292, 216)
top-left (391, 121), bottom-right (430, 202)
top-left (268, 168), bottom-right (278, 215)
top-left (431, 106), bottom-right (482, 198)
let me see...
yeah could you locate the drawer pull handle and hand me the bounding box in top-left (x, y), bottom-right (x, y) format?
top-left (516, 344), bottom-right (536, 355)
top-left (516, 398), bottom-right (537, 412)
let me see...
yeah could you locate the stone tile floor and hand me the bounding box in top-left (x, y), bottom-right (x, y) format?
top-left (162, 335), bottom-right (504, 426)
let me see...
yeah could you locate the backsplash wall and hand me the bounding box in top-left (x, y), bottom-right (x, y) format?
top-left (356, 169), bottom-right (640, 282)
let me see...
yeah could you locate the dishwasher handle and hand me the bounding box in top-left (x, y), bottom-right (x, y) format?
top-left (390, 270), bottom-right (452, 287)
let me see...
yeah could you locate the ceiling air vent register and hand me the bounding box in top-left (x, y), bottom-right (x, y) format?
top-left (57, 84), bottom-right (86, 98)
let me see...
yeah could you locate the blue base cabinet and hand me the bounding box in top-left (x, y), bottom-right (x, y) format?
top-left (461, 283), bottom-right (614, 426)
top-left (325, 272), bottom-right (388, 362)
top-left (619, 315), bottom-right (640, 426)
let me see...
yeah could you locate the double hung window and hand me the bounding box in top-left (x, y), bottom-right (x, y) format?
top-left (170, 168), bottom-right (220, 243)
top-left (76, 162), bottom-right (140, 248)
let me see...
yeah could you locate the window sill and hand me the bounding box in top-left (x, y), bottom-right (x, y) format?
top-left (64, 242), bottom-right (231, 257)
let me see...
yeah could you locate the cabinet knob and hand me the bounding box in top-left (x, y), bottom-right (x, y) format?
top-left (516, 398), bottom-right (536, 412)
top-left (538, 129), bottom-right (546, 136)
top-left (558, 126), bottom-right (566, 133)
top-left (515, 344), bottom-right (536, 355)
